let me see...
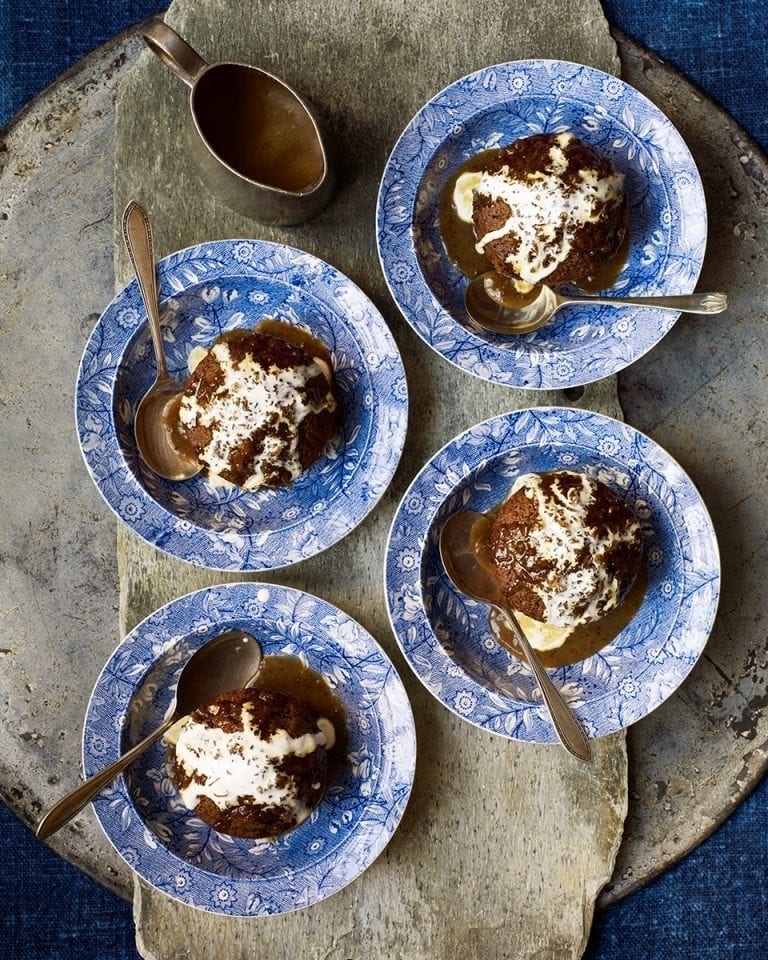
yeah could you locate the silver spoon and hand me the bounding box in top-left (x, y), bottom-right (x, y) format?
top-left (36, 629), bottom-right (263, 840)
top-left (122, 199), bottom-right (201, 480)
top-left (465, 271), bottom-right (728, 335)
top-left (439, 509), bottom-right (591, 763)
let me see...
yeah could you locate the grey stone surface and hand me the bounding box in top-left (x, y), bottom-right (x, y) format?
top-left (134, 738), bottom-right (626, 960)
top-left (114, 2), bottom-right (626, 958)
top-left (603, 32), bottom-right (768, 902)
top-left (0, 27), bottom-right (151, 899)
top-left (0, 2), bottom-right (766, 954)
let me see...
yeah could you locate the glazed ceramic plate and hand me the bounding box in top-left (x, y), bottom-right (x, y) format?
top-left (83, 582), bottom-right (416, 916)
top-left (377, 60), bottom-right (706, 389)
top-left (385, 407), bottom-right (720, 741)
top-left (76, 239), bottom-right (408, 570)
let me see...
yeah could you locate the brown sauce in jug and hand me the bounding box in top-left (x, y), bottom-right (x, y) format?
top-left (194, 66), bottom-right (324, 192)
top-left (468, 498), bottom-right (646, 668)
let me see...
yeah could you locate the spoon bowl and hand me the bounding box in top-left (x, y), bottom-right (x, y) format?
top-left (35, 628), bottom-right (263, 839)
top-left (438, 509), bottom-right (502, 606)
top-left (465, 270), bottom-right (728, 335)
top-left (439, 509), bottom-right (591, 762)
top-left (173, 629), bottom-right (264, 716)
top-left (122, 199), bottom-right (201, 481)
top-left (133, 383), bottom-right (199, 481)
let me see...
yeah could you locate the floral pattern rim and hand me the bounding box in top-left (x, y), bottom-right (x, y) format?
top-left (75, 239), bottom-right (408, 570)
top-left (376, 59), bottom-right (707, 389)
top-left (83, 581), bottom-right (416, 916)
top-left (385, 407), bottom-right (720, 741)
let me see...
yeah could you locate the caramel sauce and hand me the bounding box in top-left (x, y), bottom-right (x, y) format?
top-left (438, 148), bottom-right (504, 279)
top-left (194, 66), bottom-right (324, 192)
top-left (573, 221), bottom-right (630, 294)
top-left (468, 489), bottom-right (646, 668)
top-left (488, 569), bottom-right (647, 668)
top-left (481, 274), bottom-right (542, 310)
top-left (438, 147), bottom-right (629, 295)
top-left (209, 321), bottom-right (331, 368)
top-left (158, 392), bottom-right (203, 463)
top-left (468, 511), bottom-right (497, 575)
top-left (191, 317), bottom-right (333, 376)
top-left (253, 654), bottom-right (348, 777)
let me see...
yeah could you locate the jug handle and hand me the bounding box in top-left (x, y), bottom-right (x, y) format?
top-left (142, 17), bottom-right (208, 88)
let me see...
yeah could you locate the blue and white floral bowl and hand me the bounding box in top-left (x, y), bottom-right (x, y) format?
top-left (83, 582), bottom-right (416, 916)
top-left (385, 407), bottom-right (720, 741)
top-left (377, 60), bottom-right (707, 389)
top-left (76, 239), bottom-right (408, 570)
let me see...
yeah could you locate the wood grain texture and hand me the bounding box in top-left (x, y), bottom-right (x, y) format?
top-left (0, 28), bottom-right (154, 900)
top-left (603, 32), bottom-right (768, 902)
top-left (114, 1), bottom-right (626, 957)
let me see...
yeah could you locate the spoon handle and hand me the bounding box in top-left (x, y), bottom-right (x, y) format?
top-left (498, 605), bottom-right (592, 763)
top-left (122, 200), bottom-right (169, 380)
top-left (35, 714), bottom-right (177, 840)
top-left (562, 292), bottom-right (728, 314)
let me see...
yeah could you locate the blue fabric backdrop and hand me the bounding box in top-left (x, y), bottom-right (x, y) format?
top-left (1, 1), bottom-right (766, 957)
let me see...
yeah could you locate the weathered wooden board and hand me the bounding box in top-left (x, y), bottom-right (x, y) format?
top-left (0, 3), bottom-right (765, 956)
top-left (0, 28), bottom-right (152, 898)
top-left (114, 1), bottom-right (626, 958)
top-left (605, 34), bottom-right (768, 901)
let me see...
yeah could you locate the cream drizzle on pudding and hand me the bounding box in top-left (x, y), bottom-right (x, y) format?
top-left (176, 319), bottom-right (338, 491)
top-left (469, 470), bottom-right (645, 666)
top-left (438, 137), bottom-right (629, 299)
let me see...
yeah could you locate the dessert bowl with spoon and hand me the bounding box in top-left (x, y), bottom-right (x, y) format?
top-left (35, 629), bottom-right (262, 840)
top-left (439, 509), bottom-right (592, 763)
top-left (76, 581), bottom-right (417, 916)
top-left (378, 60), bottom-right (715, 388)
top-left (75, 232), bottom-right (408, 571)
